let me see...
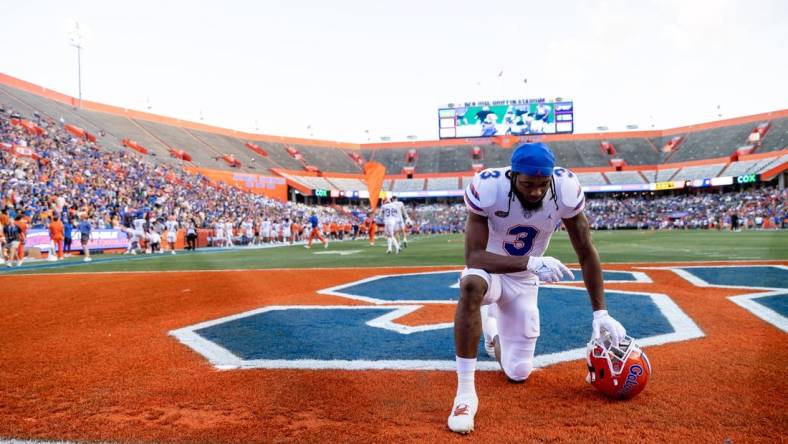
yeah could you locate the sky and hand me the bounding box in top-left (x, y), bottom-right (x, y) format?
top-left (1, 0), bottom-right (786, 143)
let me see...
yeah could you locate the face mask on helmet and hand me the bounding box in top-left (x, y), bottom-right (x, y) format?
top-left (586, 333), bottom-right (651, 399)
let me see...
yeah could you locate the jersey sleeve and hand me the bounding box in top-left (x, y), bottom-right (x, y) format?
top-left (555, 169), bottom-right (586, 219)
top-left (463, 171), bottom-right (498, 217)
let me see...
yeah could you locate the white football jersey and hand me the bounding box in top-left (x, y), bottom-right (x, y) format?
top-left (381, 202), bottom-right (403, 221)
top-left (166, 220), bottom-right (178, 234)
top-left (132, 218), bottom-right (146, 232)
top-left (395, 201), bottom-right (408, 222)
top-left (464, 166), bottom-right (585, 260)
top-left (242, 221), bottom-right (253, 237)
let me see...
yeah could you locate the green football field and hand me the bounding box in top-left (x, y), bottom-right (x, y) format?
top-left (2, 230), bottom-right (786, 274)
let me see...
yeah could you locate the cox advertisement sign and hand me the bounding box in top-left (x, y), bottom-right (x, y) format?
top-left (25, 229), bottom-right (129, 251)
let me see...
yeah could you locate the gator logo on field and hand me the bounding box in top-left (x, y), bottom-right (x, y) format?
top-left (168, 265), bottom-right (771, 371)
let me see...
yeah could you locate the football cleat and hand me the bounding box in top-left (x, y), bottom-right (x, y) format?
top-left (447, 395), bottom-right (478, 434)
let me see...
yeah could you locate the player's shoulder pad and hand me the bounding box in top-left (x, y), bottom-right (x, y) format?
top-left (465, 167), bottom-right (507, 213)
top-left (553, 167), bottom-right (585, 217)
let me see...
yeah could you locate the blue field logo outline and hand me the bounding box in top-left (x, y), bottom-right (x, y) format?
top-left (645, 264), bottom-right (788, 333)
top-left (169, 267), bottom-right (708, 371)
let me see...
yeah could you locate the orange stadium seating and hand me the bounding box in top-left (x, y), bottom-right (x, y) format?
top-left (0, 72), bottom-right (785, 195)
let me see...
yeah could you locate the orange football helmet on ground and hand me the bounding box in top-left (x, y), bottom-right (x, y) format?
top-left (586, 334), bottom-right (651, 399)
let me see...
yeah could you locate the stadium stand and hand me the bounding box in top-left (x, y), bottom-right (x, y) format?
top-left (132, 119), bottom-right (223, 168)
top-left (756, 154), bottom-right (788, 175)
top-left (604, 170), bottom-right (647, 185)
top-left (436, 146), bottom-right (473, 172)
top-left (662, 122), bottom-right (755, 163)
top-left (325, 177), bottom-right (367, 191)
top-left (364, 147), bottom-right (410, 174)
top-left (271, 171), bottom-right (334, 191)
top-left (0, 74), bottom-right (785, 204)
top-left (0, 84), bottom-right (105, 138)
top-left (412, 146), bottom-right (438, 172)
top-left (546, 140), bottom-right (585, 167)
top-left (264, 141), bottom-right (314, 170)
top-left (479, 143), bottom-right (511, 167)
top-left (759, 117), bottom-right (787, 153)
top-left (291, 143), bottom-right (361, 173)
top-left (81, 110), bottom-right (174, 159)
top-left (723, 158), bottom-right (776, 177)
top-left (184, 129), bottom-right (260, 170)
top-left (605, 137), bottom-right (661, 165)
top-left (426, 177), bottom-right (461, 191)
top-left (585, 186), bottom-right (785, 230)
top-left (575, 172), bottom-right (608, 186)
top-left (392, 178), bottom-right (425, 192)
top-left (671, 163), bottom-right (727, 182)
top-left (654, 168), bottom-right (679, 182)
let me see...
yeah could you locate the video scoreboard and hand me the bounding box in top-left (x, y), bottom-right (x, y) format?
top-left (438, 98), bottom-right (574, 139)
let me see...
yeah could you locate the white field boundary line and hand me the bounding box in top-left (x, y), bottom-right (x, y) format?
top-left (170, 285), bottom-right (704, 371)
top-left (641, 265), bottom-right (788, 333)
top-left (5, 259), bottom-right (786, 278)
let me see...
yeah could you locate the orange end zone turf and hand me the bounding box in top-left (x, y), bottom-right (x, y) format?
top-left (0, 262), bottom-right (785, 443)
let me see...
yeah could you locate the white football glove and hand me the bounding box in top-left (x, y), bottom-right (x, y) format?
top-left (526, 256), bottom-right (574, 283)
top-left (592, 310), bottom-right (627, 348)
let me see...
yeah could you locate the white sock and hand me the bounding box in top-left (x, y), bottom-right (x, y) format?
top-left (392, 237), bottom-right (400, 250)
top-left (387, 237), bottom-right (392, 251)
top-left (455, 356), bottom-right (477, 398)
top-left (481, 305), bottom-right (499, 344)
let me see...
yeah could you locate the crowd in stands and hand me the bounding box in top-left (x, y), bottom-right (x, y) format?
top-left (1, 104), bottom-right (785, 266)
top-left (584, 187), bottom-right (786, 230)
top-left (0, 107), bottom-right (358, 263)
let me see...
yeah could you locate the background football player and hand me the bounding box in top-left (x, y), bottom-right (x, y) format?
top-left (448, 142), bottom-right (627, 434)
top-left (380, 197), bottom-right (402, 254)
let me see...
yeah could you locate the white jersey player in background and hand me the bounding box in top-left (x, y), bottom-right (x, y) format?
top-left (261, 217), bottom-right (272, 244)
top-left (448, 143), bottom-right (627, 434)
top-left (125, 214), bottom-right (147, 255)
top-left (392, 195), bottom-right (411, 248)
top-left (241, 218), bottom-right (254, 246)
top-left (165, 216), bottom-right (179, 254)
top-left (214, 219), bottom-right (224, 248)
top-left (224, 219), bottom-right (235, 247)
top-left (380, 197), bottom-right (403, 254)
top-left (282, 218), bottom-right (292, 244)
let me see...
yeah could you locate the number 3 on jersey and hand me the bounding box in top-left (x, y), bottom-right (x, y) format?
top-left (503, 225), bottom-right (539, 256)
top-left (480, 170), bottom-right (501, 180)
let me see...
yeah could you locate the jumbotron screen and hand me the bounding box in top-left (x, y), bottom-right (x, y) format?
top-left (438, 99), bottom-right (574, 139)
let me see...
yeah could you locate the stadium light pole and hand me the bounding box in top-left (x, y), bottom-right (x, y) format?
top-left (68, 22), bottom-right (84, 109)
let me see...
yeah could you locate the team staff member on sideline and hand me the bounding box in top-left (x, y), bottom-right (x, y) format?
top-left (304, 212), bottom-right (328, 249)
top-left (77, 215), bottom-right (92, 262)
top-left (48, 214), bottom-right (65, 260)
